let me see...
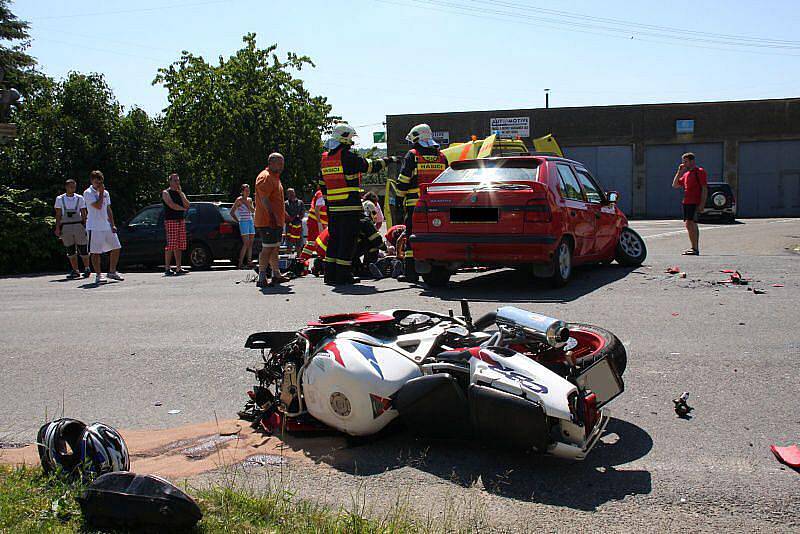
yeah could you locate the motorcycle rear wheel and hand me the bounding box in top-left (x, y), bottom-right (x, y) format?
top-left (567, 323), bottom-right (627, 376)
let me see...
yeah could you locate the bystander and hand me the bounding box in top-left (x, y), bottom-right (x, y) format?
top-left (672, 152), bottom-right (708, 255)
top-left (83, 170), bottom-right (124, 284)
top-left (230, 184), bottom-right (256, 269)
top-left (254, 153), bottom-right (289, 287)
top-left (54, 179), bottom-right (90, 279)
top-left (161, 173), bottom-right (190, 275)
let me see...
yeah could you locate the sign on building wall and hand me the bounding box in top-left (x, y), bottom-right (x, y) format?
top-left (432, 131), bottom-right (450, 145)
top-left (490, 117), bottom-right (530, 137)
top-left (675, 119), bottom-right (695, 134)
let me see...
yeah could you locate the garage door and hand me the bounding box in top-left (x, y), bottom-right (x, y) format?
top-left (645, 143), bottom-right (723, 218)
top-left (738, 140), bottom-right (800, 217)
top-left (563, 145), bottom-right (633, 215)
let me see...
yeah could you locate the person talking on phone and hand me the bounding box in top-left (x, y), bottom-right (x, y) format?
top-left (672, 152), bottom-right (708, 255)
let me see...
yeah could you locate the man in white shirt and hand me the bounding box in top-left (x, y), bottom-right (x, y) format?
top-left (54, 179), bottom-right (90, 279)
top-left (83, 170), bottom-right (124, 284)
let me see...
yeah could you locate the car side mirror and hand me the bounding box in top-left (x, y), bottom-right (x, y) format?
top-left (606, 191), bottom-right (619, 204)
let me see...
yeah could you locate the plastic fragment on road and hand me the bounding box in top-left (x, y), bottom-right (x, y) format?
top-left (673, 392), bottom-right (693, 418)
top-left (772, 284), bottom-right (785, 288)
top-left (770, 444), bottom-right (800, 470)
top-left (749, 288), bottom-right (767, 295)
top-left (679, 272), bottom-right (687, 278)
top-left (720, 269), bottom-right (736, 273)
top-left (168, 410), bottom-right (181, 415)
top-left (666, 266), bottom-right (680, 274)
top-left (671, 312), bottom-right (680, 317)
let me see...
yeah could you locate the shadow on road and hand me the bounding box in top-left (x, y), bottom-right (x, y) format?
top-left (421, 265), bottom-right (640, 303)
top-left (280, 418), bottom-right (652, 511)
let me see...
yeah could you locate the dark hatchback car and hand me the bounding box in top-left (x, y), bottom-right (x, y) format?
top-left (699, 182), bottom-right (737, 223)
top-left (118, 202), bottom-right (258, 269)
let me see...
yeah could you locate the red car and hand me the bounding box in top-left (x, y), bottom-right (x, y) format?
top-left (411, 156), bottom-right (647, 287)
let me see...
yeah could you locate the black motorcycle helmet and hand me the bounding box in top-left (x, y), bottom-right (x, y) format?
top-left (37, 418), bottom-right (87, 476)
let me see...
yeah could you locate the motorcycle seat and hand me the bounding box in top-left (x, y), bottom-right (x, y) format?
top-left (308, 312), bottom-right (395, 327)
top-left (245, 331), bottom-right (297, 351)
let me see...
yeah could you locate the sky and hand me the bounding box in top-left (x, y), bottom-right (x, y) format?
top-left (12, 0), bottom-right (800, 147)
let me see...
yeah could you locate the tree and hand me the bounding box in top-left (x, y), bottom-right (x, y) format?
top-left (0, 72), bottom-right (168, 215)
top-left (154, 33), bottom-right (336, 196)
top-left (0, 0), bottom-right (37, 92)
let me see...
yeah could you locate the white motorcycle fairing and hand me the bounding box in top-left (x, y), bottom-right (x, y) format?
top-left (302, 337), bottom-right (422, 436)
top-left (470, 346), bottom-right (576, 421)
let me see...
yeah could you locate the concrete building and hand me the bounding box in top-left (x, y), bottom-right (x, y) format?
top-left (386, 98), bottom-right (800, 218)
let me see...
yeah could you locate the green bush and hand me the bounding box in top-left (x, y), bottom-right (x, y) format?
top-left (0, 188), bottom-right (63, 274)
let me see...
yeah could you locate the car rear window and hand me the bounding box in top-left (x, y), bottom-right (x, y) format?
top-left (218, 204), bottom-right (236, 223)
top-left (434, 166), bottom-right (539, 184)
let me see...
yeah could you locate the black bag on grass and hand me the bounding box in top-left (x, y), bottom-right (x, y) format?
top-left (77, 472), bottom-right (202, 529)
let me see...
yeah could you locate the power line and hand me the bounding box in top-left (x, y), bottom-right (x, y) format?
top-left (377, 0), bottom-right (800, 56)
top-left (467, 0), bottom-right (800, 47)
top-left (29, 0), bottom-right (233, 20)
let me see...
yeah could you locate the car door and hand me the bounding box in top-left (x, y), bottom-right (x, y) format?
top-left (555, 163), bottom-right (596, 258)
top-left (119, 205), bottom-right (162, 264)
top-left (575, 167), bottom-right (617, 257)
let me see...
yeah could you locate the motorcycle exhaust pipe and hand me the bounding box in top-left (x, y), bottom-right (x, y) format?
top-left (495, 306), bottom-right (570, 349)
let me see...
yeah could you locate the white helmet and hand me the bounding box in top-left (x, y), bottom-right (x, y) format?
top-left (405, 123), bottom-right (438, 147)
top-left (325, 123), bottom-right (357, 150)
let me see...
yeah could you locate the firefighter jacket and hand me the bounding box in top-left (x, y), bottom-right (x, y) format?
top-left (319, 146), bottom-right (388, 213)
top-left (396, 145), bottom-right (448, 210)
top-left (308, 190), bottom-right (328, 226)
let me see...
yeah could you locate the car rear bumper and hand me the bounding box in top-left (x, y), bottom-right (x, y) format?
top-left (411, 233), bottom-right (557, 264)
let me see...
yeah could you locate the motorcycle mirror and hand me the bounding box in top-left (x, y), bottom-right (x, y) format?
top-left (460, 299), bottom-right (473, 329)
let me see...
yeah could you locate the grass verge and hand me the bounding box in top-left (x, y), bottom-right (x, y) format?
top-left (0, 465), bottom-right (426, 533)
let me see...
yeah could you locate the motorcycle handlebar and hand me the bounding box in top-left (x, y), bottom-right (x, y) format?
top-left (472, 312), bottom-right (497, 332)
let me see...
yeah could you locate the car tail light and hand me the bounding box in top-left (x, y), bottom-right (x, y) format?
top-left (412, 200), bottom-right (428, 232)
top-left (524, 198), bottom-right (551, 223)
top-left (582, 392), bottom-right (598, 438)
top-left (219, 222), bottom-right (235, 235)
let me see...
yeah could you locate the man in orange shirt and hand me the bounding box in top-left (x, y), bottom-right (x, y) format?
top-left (254, 152), bottom-right (289, 287)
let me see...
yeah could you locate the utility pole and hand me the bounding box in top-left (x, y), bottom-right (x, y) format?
top-left (544, 88), bottom-right (550, 109)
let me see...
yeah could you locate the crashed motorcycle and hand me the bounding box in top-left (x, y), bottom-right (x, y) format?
top-left (239, 302), bottom-right (626, 460)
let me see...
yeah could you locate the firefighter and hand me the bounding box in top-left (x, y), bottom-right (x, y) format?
top-left (395, 123), bottom-right (448, 282)
top-left (319, 123), bottom-right (396, 285)
top-left (306, 185), bottom-right (327, 245)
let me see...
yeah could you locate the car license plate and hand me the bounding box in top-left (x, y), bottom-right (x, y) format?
top-left (449, 207), bottom-right (499, 223)
top-left (575, 357), bottom-right (624, 408)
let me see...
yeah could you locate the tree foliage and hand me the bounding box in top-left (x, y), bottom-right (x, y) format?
top-left (154, 33), bottom-right (335, 195)
top-left (0, 0), bottom-right (37, 92)
top-left (0, 188), bottom-right (62, 273)
top-left (0, 72), bottom-right (168, 219)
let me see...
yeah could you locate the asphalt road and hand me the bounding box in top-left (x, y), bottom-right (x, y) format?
top-left (2, 218), bottom-right (799, 531)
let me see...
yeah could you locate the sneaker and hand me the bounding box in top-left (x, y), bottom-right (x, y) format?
top-left (272, 274), bottom-right (290, 284)
top-left (164, 269), bottom-right (174, 276)
top-left (368, 263), bottom-right (383, 280)
top-left (107, 271), bottom-right (124, 281)
top-left (174, 268), bottom-right (189, 275)
top-left (95, 273), bottom-right (104, 284)
top-left (82, 268), bottom-right (92, 278)
top-left (67, 270), bottom-right (80, 279)
top-left (256, 271), bottom-right (268, 288)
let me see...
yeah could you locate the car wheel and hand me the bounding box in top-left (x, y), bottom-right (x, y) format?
top-left (550, 239), bottom-right (572, 287)
top-left (422, 266), bottom-right (452, 287)
top-left (615, 227), bottom-right (647, 266)
top-left (188, 243), bottom-right (213, 270)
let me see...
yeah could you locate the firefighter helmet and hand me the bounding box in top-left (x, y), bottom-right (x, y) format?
top-left (330, 123), bottom-right (357, 145)
top-left (405, 123), bottom-right (438, 147)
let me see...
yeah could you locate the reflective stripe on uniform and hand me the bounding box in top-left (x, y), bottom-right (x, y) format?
top-left (328, 205), bottom-right (363, 212)
top-left (334, 258), bottom-right (352, 266)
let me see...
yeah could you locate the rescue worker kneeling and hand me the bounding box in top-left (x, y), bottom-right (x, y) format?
top-left (395, 123), bottom-right (447, 282)
top-left (319, 123), bottom-right (396, 285)
top-left (294, 216), bottom-right (384, 279)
